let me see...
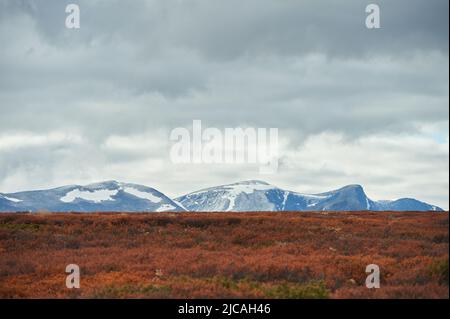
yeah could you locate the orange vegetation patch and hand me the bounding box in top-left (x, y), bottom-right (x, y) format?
top-left (0, 212), bottom-right (448, 299)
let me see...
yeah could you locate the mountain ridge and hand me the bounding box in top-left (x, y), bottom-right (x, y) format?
top-left (0, 181), bottom-right (185, 212)
top-left (0, 180), bottom-right (444, 212)
top-left (175, 180), bottom-right (443, 212)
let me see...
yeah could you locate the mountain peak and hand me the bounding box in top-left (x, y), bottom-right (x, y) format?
top-left (317, 184), bottom-right (365, 196)
top-left (232, 180), bottom-right (270, 186)
top-left (340, 184), bottom-right (364, 190)
top-left (344, 184), bottom-right (365, 193)
top-left (89, 180), bottom-right (120, 186)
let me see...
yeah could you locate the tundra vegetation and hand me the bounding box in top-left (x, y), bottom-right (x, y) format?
top-left (0, 212), bottom-right (448, 298)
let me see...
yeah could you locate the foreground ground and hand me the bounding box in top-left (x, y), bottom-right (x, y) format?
top-left (0, 212), bottom-right (448, 299)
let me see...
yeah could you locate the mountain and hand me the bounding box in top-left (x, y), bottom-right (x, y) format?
top-left (175, 180), bottom-right (443, 212)
top-left (0, 181), bottom-right (185, 212)
top-left (0, 180), bottom-right (443, 213)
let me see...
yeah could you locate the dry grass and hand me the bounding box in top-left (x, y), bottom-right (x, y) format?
top-left (0, 211), bottom-right (448, 299)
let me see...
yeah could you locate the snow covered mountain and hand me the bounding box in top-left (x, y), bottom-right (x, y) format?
top-left (0, 180), bottom-right (443, 213)
top-left (0, 181), bottom-right (185, 212)
top-left (175, 180), bottom-right (443, 212)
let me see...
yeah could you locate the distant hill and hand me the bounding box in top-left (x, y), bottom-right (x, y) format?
top-left (0, 180), bottom-right (443, 212)
top-left (0, 181), bottom-right (185, 212)
top-left (175, 180), bottom-right (443, 212)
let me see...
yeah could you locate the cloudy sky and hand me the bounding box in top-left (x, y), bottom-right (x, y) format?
top-left (0, 0), bottom-right (448, 209)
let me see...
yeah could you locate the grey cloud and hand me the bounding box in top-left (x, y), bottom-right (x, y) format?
top-left (0, 0), bottom-right (448, 208)
top-left (4, 0), bottom-right (449, 58)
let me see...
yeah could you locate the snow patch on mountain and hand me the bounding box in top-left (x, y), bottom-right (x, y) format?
top-left (172, 199), bottom-right (187, 210)
top-left (123, 187), bottom-right (162, 203)
top-left (156, 204), bottom-right (176, 212)
top-left (222, 181), bottom-right (274, 211)
top-left (190, 180), bottom-right (272, 196)
top-left (178, 180), bottom-right (278, 212)
top-left (60, 189), bottom-right (118, 203)
top-left (282, 191), bottom-right (289, 208)
top-left (2, 195), bottom-right (23, 203)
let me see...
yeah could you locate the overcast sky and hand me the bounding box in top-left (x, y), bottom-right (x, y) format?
top-left (0, 0), bottom-right (448, 209)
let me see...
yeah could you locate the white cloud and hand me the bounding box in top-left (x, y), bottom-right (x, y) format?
top-left (274, 132), bottom-right (449, 209)
top-left (0, 131), bottom-right (83, 151)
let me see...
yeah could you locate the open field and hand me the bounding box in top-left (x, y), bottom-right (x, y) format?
top-left (0, 212), bottom-right (448, 299)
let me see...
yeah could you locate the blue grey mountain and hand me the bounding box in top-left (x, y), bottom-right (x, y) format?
top-left (0, 180), bottom-right (443, 212)
top-left (175, 180), bottom-right (443, 212)
top-left (0, 181), bottom-right (185, 212)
